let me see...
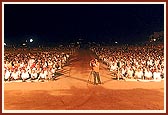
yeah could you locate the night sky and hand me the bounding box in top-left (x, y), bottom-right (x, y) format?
top-left (4, 4), bottom-right (164, 45)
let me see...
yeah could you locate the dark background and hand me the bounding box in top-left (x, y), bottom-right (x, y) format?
top-left (4, 4), bottom-right (164, 46)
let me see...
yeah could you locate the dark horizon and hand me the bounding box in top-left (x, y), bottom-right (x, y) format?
top-left (4, 4), bottom-right (164, 45)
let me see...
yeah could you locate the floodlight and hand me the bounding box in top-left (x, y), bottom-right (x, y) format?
top-left (30, 39), bottom-right (33, 42)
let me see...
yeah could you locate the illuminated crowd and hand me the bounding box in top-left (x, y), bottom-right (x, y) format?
top-left (4, 46), bottom-right (77, 82)
top-left (90, 42), bottom-right (164, 81)
top-left (4, 41), bottom-right (165, 82)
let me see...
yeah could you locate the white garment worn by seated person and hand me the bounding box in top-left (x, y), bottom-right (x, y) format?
top-left (5, 70), bottom-right (11, 79)
top-left (11, 71), bottom-right (19, 80)
top-left (21, 71), bottom-right (30, 79)
top-left (127, 69), bottom-right (134, 77)
top-left (138, 71), bottom-right (143, 79)
top-left (110, 64), bottom-right (117, 71)
top-left (144, 70), bottom-right (152, 79)
top-left (31, 72), bottom-right (38, 79)
top-left (121, 68), bottom-right (127, 76)
top-left (28, 58), bottom-right (35, 67)
top-left (135, 70), bottom-right (143, 79)
top-left (39, 72), bottom-right (46, 79)
top-left (153, 71), bottom-right (161, 80)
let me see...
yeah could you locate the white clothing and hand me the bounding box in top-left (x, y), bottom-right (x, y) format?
top-left (145, 71), bottom-right (152, 78)
top-left (121, 68), bottom-right (126, 75)
top-left (21, 72), bottom-right (29, 79)
top-left (135, 71), bottom-right (143, 79)
top-left (39, 73), bottom-right (46, 79)
top-left (128, 69), bottom-right (134, 77)
top-left (110, 64), bottom-right (117, 71)
top-left (11, 72), bottom-right (19, 79)
top-left (44, 70), bottom-right (48, 76)
top-left (28, 59), bottom-right (35, 67)
top-left (153, 72), bottom-right (161, 80)
top-left (5, 70), bottom-right (11, 79)
top-left (51, 68), bottom-right (56, 74)
top-left (31, 73), bottom-right (37, 78)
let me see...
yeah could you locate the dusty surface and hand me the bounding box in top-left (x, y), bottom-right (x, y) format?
top-left (4, 49), bottom-right (164, 111)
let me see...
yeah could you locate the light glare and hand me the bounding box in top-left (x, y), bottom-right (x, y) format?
top-left (30, 39), bottom-right (33, 42)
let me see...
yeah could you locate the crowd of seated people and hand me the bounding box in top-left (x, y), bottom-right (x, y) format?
top-left (90, 42), bottom-right (164, 81)
top-left (4, 46), bottom-right (77, 82)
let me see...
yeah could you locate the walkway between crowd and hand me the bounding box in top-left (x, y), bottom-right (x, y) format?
top-left (57, 49), bottom-right (113, 87)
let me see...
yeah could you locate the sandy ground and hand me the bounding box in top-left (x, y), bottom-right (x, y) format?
top-left (3, 49), bottom-right (165, 111)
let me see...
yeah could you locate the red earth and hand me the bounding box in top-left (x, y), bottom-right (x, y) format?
top-left (3, 49), bottom-right (165, 111)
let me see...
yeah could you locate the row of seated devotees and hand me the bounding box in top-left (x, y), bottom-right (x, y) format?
top-left (109, 66), bottom-right (163, 80)
top-left (4, 47), bottom-right (76, 82)
top-left (91, 43), bottom-right (164, 81)
top-left (4, 67), bottom-right (62, 82)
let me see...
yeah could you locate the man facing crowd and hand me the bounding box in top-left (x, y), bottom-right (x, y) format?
top-left (90, 58), bottom-right (101, 85)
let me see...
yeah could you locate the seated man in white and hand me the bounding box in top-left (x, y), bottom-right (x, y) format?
top-left (144, 68), bottom-right (153, 80)
top-left (11, 69), bottom-right (20, 80)
top-left (127, 67), bottom-right (134, 79)
top-left (111, 63), bottom-right (117, 71)
top-left (135, 68), bottom-right (143, 80)
top-left (4, 69), bottom-right (11, 81)
top-left (38, 70), bottom-right (46, 82)
top-left (21, 69), bottom-right (30, 82)
top-left (153, 69), bottom-right (161, 81)
top-left (30, 69), bottom-right (38, 81)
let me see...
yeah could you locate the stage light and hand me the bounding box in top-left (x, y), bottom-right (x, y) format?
top-left (4, 43), bottom-right (6, 46)
top-left (30, 39), bottom-right (33, 42)
top-left (115, 41), bottom-right (118, 44)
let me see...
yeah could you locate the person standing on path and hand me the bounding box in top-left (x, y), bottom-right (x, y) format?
top-left (90, 58), bottom-right (101, 85)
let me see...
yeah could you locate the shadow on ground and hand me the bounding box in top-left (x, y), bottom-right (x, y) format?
top-left (4, 85), bottom-right (164, 110)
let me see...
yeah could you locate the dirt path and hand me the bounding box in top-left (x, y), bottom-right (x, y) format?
top-left (4, 49), bottom-right (164, 111)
